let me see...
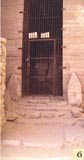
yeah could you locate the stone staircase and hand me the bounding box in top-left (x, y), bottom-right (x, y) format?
top-left (15, 96), bottom-right (72, 120)
top-left (2, 96), bottom-right (84, 160)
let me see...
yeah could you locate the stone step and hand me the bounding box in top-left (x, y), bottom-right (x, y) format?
top-left (20, 96), bottom-right (63, 101)
top-left (15, 98), bottom-right (83, 119)
top-left (17, 102), bottom-right (68, 109)
top-left (14, 105), bottom-right (83, 119)
top-left (14, 107), bottom-right (72, 119)
top-left (18, 97), bottom-right (65, 105)
top-left (15, 104), bottom-right (70, 113)
top-left (16, 112), bottom-right (66, 119)
top-left (26, 99), bottom-right (65, 103)
top-left (15, 105), bottom-right (71, 116)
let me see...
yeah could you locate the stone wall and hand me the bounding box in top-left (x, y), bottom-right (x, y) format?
top-left (1, 0), bottom-right (84, 99)
top-left (63, 0), bottom-right (84, 99)
top-left (0, 38), bottom-right (6, 130)
top-left (1, 0), bottom-right (24, 96)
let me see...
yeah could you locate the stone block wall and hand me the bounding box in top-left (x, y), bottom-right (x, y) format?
top-left (1, 0), bottom-right (84, 99)
top-left (63, 0), bottom-right (84, 99)
top-left (1, 0), bottom-right (24, 96)
top-left (0, 38), bottom-right (6, 130)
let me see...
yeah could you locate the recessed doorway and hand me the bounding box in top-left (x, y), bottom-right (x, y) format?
top-left (22, 0), bottom-right (63, 96)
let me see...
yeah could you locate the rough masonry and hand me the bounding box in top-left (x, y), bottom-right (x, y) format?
top-left (1, 0), bottom-right (84, 101)
top-left (0, 38), bottom-right (6, 130)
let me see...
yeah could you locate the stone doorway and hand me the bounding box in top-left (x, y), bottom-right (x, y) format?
top-left (22, 0), bottom-right (63, 96)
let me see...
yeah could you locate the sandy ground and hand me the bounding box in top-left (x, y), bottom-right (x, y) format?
top-left (1, 97), bottom-right (84, 159)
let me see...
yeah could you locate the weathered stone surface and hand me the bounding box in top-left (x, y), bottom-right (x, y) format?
top-left (28, 112), bottom-right (41, 119)
top-left (70, 106), bottom-right (83, 118)
top-left (6, 110), bottom-right (19, 121)
top-left (70, 106), bottom-right (83, 113)
top-left (43, 113), bottom-right (54, 118)
top-left (80, 103), bottom-right (84, 112)
top-left (65, 124), bottom-right (84, 148)
top-left (70, 110), bottom-right (81, 118)
top-left (2, 139), bottom-right (21, 146)
top-left (67, 72), bottom-right (82, 105)
top-left (5, 89), bottom-right (13, 111)
top-left (7, 73), bottom-right (21, 101)
top-left (0, 38), bottom-right (6, 130)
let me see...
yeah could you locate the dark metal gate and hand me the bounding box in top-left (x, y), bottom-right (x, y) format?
top-left (22, 0), bottom-right (63, 96)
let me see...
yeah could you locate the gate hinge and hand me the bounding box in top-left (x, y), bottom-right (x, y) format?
top-left (60, 66), bottom-right (67, 69)
top-left (19, 11), bottom-right (24, 14)
top-left (18, 47), bottom-right (23, 50)
top-left (18, 30), bottom-right (23, 33)
top-left (18, 67), bottom-right (22, 70)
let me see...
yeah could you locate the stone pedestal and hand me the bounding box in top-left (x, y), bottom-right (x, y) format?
top-left (0, 38), bottom-right (7, 131)
top-left (67, 72), bottom-right (82, 105)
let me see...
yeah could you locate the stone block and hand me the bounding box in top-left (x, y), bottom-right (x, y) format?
top-left (5, 89), bottom-right (15, 111)
top-left (6, 110), bottom-right (19, 121)
top-left (67, 72), bottom-right (82, 105)
top-left (7, 73), bottom-right (21, 100)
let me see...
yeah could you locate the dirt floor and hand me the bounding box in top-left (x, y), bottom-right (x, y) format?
top-left (1, 96), bottom-right (84, 160)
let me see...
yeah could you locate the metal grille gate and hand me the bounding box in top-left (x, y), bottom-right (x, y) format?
top-left (22, 0), bottom-right (63, 96)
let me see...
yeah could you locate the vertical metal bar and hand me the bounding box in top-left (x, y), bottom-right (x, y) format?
top-left (22, 0), bottom-right (30, 95)
top-left (53, 40), bottom-right (57, 95)
top-left (49, 41), bottom-right (50, 94)
top-left (44, 41), bottom-right (45, 94)
top-left (27, 41), bottom-right (31, 94)
top-left (37, 41), bottom-right (39, 94)
top-left (57, 39), bottom-right (59, 95)
top-left (33, 42), bottom-right (38, 94)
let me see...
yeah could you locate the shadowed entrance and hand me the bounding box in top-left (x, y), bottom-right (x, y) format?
top-left (22, 0), bottom-right (63, 96)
